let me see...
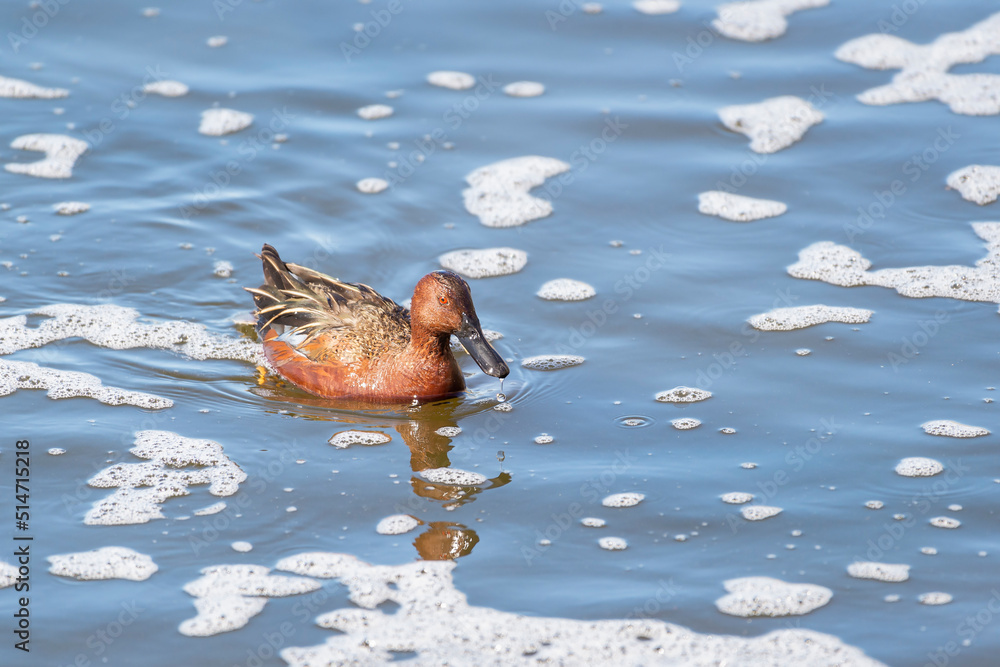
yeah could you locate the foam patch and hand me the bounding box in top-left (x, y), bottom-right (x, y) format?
top-left (357, 104), bottom-right (394, 120)
top-left (633, 0), bottom-right (680, 15)
top-left (0, 358), bottom-right (172, 409)
top-left (947, 165), bottom-right (1000, 205)
top-left (85, 430), bottom-right (247, 526)
top-left (503, 81), bottom-right (545, 97)
top-left (713, 0), bottom-right (828, 41)
top-left (0, 75), bottom-right (69, 99)
top-left (537, 279), bottom-right (596, 301)
top-left (427, 71), bottom-right (475, 90)
top-left (847, 562), bottom-right (910, 583)
top-left (53, 201), bottom-right (90, 215)
top-left (199, 108), bottom-right (253, 136)
top-left (895, 457), bottom-right (943, 477)
top-left (835, 11), bottom-right (1000, 116)
top-left (741, 505), bottom-right (782, 521)
top-left (922, 419), bottom-right (989, 438)
top-left (439, 247), bottom-right (527, 278)
top-left (419, 468), bottom-right (488, 486)
top-left (376, 515), bottom-right (421, 535)
top-left (719, 96), bottom-right (824, 153)
top-left (521, 354), bottom-right (585, 371)
top-left (327, 430), bottom-right (392, 449)
top-left (356, 177), bottom-right (389, 194)
top-left (748, 304), bottom-right (873, 331)
top-left (5, 133), bottom-right (88, 179)
top-left (463, 156), bottom-right (570, 228)
top-left (716, 577), bottom-right (832, 616)
top-left (48, 547), bottom-right (158, 581)
top-left (143, 80), bottom-right (189, 97)
top-left (602, 492), bottom-right (645, 508)
top-left (655, 386), bottom-right (712, 403)
top-left (698, 191), bottom-right (787, 221)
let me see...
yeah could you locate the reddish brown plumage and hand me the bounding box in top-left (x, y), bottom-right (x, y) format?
top-left (246, 244), bottom-right (508, 402)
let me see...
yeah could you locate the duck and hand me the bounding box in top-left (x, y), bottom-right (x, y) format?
top-left (245, 244), bottom-right (509, 402)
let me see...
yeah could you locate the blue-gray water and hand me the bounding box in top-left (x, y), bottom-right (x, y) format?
top-left (2, 0), bottom-right (1000, 665)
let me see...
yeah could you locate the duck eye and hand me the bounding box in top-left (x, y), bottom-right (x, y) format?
top-left (438, 296), bottom-right (449, 306)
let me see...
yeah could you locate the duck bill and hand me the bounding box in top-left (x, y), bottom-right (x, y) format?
top-left (457, 313), bottom-right (509, 379)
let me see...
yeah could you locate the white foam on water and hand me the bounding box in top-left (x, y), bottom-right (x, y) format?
top-left (199, 108), bottom-right (253, 136)
top-left (671, 417), bottom-right (701, 430)
top-left (0, 303), bottom-right (266, 365)
top-left (327, 430), bottom-right (392, 449)
top-left (143, 80), bottom-right (189, 97)
top-left (179, 564), bottom-right (321, 637)
top-left (921, 547), bottom-right (938, 556)
top-left (0, 358), bottom-right (172, 408)
top-left (748, 304), bottom-right (873, 331)
top-left (741, 505), bottom-right (782, 521)
top-left (47, 447), bottom-right (66, 455)
top-left (231, 541), bottom-right (253, 553)
top-left (788, 223), bottom-right (1000, 306)
top-left (602, 492), bottom-right (645, 508)
top-left (53, 201), bottom-right (90, 215)
top-left (503, 81), bottom-right (545, 97)
top-left (0, 562), bottom-right (19, 588)
top-left (655, 386), bottom-right (712, 403)
top-left (435, 426), bottom-right (462, 437)
top-left (427, 71), bottom-right (475, 90)
top-left (356, 177), bottom-right (389, 194)
top-left (633, 0), bottom-right (680, 15)
top-left (922, 419), bottom-right (989, 438)
top-left (718, 96), bottom-right (824, 153)
top-left (85, 430), bottom-right (246, 526)
top-left (713, 0), bottom-right (828, 42)
top-left (716, 576), bottom-right (832, 617)
top-left (722, 492), bottom-right (754, 504)
top-left (866, 500), bottom-right (884, 510)
top-left (582, 3), bottom-right (603, 14)
top-left (947, 165), bottom-right (1000, 205)
top-left (930, 517), bottom-right (961, 529)
top-left (537, 279), bottom-right (596, 301)
top-left (271, 551), bottom-right (883, 665)
top-left (847, 562), bottom-right (910, 583)
top-left (521, 354), bottom-right (585, 371)
top-left (206, 35), bottom-right (228, 47)
top-left (213, 260), bottom-right (233, 278)
top-left (376, 514), bottom-right (420, 535)
top-left (835, 11), bottom-right (1000, 116)
top-left (919, 592), bottom-right (953, 605)
top-left (0, 75), bottom-right (69, 99)
top-left (439, 247), bottom-right (528, 278)
top-left (419, 467), bottom-right (487, 486)
top-left (698, 191), bottom-right (787, 221)
top-left (581, 517), bottom-right (606, 527)
top-left (534, 434), bottom-right (554, 444)
top-left (463, 156), bottom-right (570, 228)
top-left (895, 457), bottom-right (943, 477)
top-left (47, 547), bottom-right (158, 581)
top-left (5, 133), bottom-right (88, 179)
top-left (357, 104), bottom-right (394, 120)
top-left (194, 501), bottom-right (227, 516)
top-left (598, 536), bottom-right (628, 550)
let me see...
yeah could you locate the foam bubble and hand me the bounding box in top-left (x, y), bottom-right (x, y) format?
top-left (419, 467), bottom-right (488, 486)
top-left (48, 547), bottom-right (158, 581)
top-left (48, 448), bottom-right (66, 455)
top-left (718, 96), bottom-right (824, 153)
top-left (602, 492), bottom-right (645, 508)
top-left (143, 80), bottom-right (189, 97)
top-left (866, 500), bottom-right (884, 510)
top-left (439, 247), bottom-right (527, 278)
top-left (534, 434), bottom-right (554, 444)
top-left (427, 71), bottom-right (475, 90)
top-left (921, 547), bottom-right (938, 556)
top-left (376, 514), bottom-right (420, 535)
top-left (698, 191), bottom-right (787, 221)
top-left (5, 133), bottom-right (88, 179)
top-left (521, 354), bottom-right (585, 371)
top-left (0, 358), bottom-right (172, 409)
top-left (922, 419), bottom-right (989, 438)
top-left (537, 279), bottom-right (596, 301)
top-left (836, 12), bottom-right (1000, 116)
top-left (713, 0), bottom-right (828, 42)
top-left (599, 536), bottom-right (628, 550)
top-left (919, 592), bottom-right (953, 605)
top-left (847, 562), bottom-right (910, 583)
top-left (328, 430), bottom-right (392, 449)
top-left (0, 75), bottom-right (69, 99)
top-left (199, 108), bottom-right (253, 136)
top-left (895, 457), bottom-right (943, 477)
top-left (231, 541), bottom-right (253, 553)
top-left (53, 201), bottom-right (90, 215)
top-left (180, 564), bottom-right (321, 637)
top-left (213, 260), bottom-right (233, 278)
top-left (655, 386), bottom-right (712, 403)
top-left (274, 551), bottom-right (881, 665)
top-left (788, 223), bottom-right (1000, 306)
top-left (633, 0), bottom-right (680, 15)
top-left (435, 426), bottom-right (462, 437)
top-left (748, 304), bottom-right (873, 331)
top-left (357, 104), bottom-right (394, 120)
top-left (503, 81), bottom-right (545, 97)
top-left (581, 517), bottom-right (606, 527)
top-left (671, 417), bottom-right (701, 430)
top-left (463, 156), bottom-right (570, 228)
top-left (357, 177), bottom-right (389, 194)
top-left (206, 35), bottom-right (228, 47)
top-left (0, 562), bottom-right (19, 588)
top-left (722, 492), bottom-right (754, 504)
top-left (716, 577), bottom-right (832, 617)
top-left (741, 505), bottom-right (782, 521)
top-left (194, 501), bottom-right (227, 516)
top-left (582, 3), bottom-right (603, 14)
top-left (948, 165), bottom-right (1000, 205)
top-left (930, 517), bottom-right (961, 529)
top-left (85, 430), bottom-right (247, 526)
